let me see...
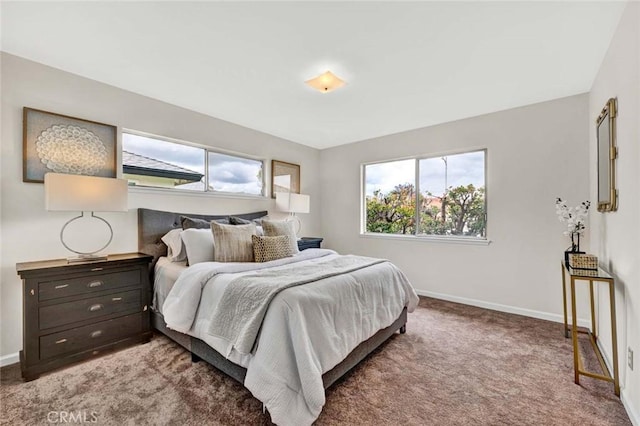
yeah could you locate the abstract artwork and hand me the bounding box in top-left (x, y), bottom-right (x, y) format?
top-left (271, 160), bottom-right (300, 198)
top-left (23, 107), bottom-right (117, 183)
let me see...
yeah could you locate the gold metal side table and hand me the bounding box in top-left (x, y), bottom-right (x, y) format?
top-left (561, 261), bottom-right (620, 396)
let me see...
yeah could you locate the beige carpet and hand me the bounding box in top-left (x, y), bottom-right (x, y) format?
top-left (0, 297), bottom-right (631, 425)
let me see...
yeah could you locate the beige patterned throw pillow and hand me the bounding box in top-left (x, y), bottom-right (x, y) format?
top-left (211, 222), bottom-right (256, 262)
top-left (261, 219), bottom-right (299, 254)
top-left (252, 235), bottom-right (293, 262)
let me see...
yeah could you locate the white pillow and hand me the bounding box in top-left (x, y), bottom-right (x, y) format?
top-left (161, 229), bottom-right (187, 262)
top-left (261, 219), bottom-right (299, 254)
top-left (181, 228), bottom-right (215, 265)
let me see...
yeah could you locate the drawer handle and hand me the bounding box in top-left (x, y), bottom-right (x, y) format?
top-left (112, 297), bottom-right (122, 301)
top-left (55, 339), bottom-right (67, 344)
top-left (54, 284), bottom-right (69, 289)
top-left (88, 304), bottom-right (104, 312)
top-left (90, 267), bottom-right (103, 272)
top-left (89, 330), bottom-right (103, 338)
top-left (87, 281), bottom-right (103, 288)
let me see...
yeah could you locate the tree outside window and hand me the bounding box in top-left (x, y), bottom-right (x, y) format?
top-left (364, 150), bottom-right (486, 239)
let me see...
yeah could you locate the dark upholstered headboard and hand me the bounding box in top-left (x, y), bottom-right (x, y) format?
top-left (137, 208), bottom-right (268, 271)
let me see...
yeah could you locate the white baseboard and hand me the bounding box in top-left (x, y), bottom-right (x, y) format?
top-left (596, 341), bottom-right (639, 426)
top-left (416, 289), bottom-right (591, 328)
top-left (0, 352), bottom-right (19, 367)
top-left (622, 390), bottom-right (640, 426)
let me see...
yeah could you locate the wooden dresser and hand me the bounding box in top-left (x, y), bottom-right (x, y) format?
top-left (16, 253), bottom-right (152, 381)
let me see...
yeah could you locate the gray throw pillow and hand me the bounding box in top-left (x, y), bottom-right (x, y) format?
top-left (261, 219), bottom-right (299, 254)
top-left (181, 215), bottom-right (228, 230)
top-left (229, 215), bottom-right (268, 226)
top-left (228, 216), bottom-right (251, 225)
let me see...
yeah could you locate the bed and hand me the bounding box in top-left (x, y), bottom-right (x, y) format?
top-left (138, 208), bottom-right (418, 425)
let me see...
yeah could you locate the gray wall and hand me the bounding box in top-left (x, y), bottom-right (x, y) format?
top-left (0, 53), bottom-right (321, 360)
top-left (320, 94), bottom-right (591, 322)
top-left (588, 2), bottom-right (640, 421)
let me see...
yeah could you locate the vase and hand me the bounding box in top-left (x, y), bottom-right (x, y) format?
top-left (564, 232), bottom-right (584, 265)
top-left (572, 232), bottom-right (581, 252)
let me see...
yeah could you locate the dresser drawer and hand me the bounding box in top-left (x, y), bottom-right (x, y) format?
top-left (38, 269), bottom-right (140, 301)
top-left (40, 313), bottom-right (143, 360)
top-left (39, 289), bottom-right (141, 330)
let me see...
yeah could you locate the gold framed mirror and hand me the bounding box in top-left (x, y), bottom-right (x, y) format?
top-left (596, 98), bottom-right (618, 212)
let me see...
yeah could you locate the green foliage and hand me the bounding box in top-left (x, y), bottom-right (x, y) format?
top-left (445, 185), bottom-right (486, 236)
top-left (366, 184), bottom-right (416, 234)
top-left (366, 184), bottom-right (486, 237)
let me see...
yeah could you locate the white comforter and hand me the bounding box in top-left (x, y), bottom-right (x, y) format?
top-left (163, 249), bottom-right (419, 426)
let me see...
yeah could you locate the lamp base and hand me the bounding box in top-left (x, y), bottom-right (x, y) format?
top-left (61, 212), bottom-right (114, 263)
top-left (66, 254), bottom-right (109, 264)
top-left (287, 214), bottom-right (302, 236)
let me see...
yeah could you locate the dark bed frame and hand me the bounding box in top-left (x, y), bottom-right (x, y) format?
top-left (137, 207), bottom-right (407, 389)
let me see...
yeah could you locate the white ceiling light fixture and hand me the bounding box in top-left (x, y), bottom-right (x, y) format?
top-left (305, 70), bottom-right (346, 93)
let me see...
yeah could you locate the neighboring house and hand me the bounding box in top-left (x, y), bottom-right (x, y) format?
top-left (122, 150), bottom-right (204, 188)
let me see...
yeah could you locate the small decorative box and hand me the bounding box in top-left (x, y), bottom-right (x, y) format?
top-left (569, 253), bottom-right (598, 270)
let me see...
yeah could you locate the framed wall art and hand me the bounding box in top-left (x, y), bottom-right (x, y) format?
top-left (23, 107), bottom-right (117, 183)
top-left (271, 159), bottom-right (300, 198)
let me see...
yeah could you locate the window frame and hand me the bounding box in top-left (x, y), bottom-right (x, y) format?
top-left (361, 148), bottom-right (489, 245)
top-left (122, 129), bottom-right (266, 198)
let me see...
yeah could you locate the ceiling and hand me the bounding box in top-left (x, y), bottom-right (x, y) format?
top-left (0, 1), bottom-right (627, 149)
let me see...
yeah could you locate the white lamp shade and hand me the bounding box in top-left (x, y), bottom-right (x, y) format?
top-left (275, 192), bottom-right (310, 214)
top-left (45, 173), bottom-right (128, 212)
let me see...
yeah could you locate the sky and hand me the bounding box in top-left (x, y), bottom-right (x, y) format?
top-left (123, 133), bottom-right (483, 197)
top-left (365, 150), bottom-right (485, 197)
top-left (123, 133), bottom-right (262, 194)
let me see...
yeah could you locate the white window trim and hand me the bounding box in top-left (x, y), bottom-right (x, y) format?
top-left (360, 232), bottom-right (492, 246)
top-left (121, 128), bottom-right (267, 198)
top-left (361, 148), bottom-right (488, 243)
top-left (127, 185), bottom-right (267, 200)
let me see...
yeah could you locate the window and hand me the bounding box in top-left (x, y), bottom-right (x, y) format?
top-left (208, 152), bottom-right (263, 195)
top-left (364, 149), bottom-right (486, 240)
top-left (122, 131), bottom-right (264, 196)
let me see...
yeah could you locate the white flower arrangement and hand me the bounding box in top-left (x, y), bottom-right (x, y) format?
top-left (556, 198), bottom-right (590, 252)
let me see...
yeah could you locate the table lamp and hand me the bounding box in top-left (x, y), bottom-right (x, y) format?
top-left (275, 192), bottom-right (310, 235)
top-left (44, 173), bottom-right (128, 262)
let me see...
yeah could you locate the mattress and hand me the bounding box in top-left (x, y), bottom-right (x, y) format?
top-left (153, 257), bottom-right (186, 312)
top-left (153, 256), bottom-right (253, 367)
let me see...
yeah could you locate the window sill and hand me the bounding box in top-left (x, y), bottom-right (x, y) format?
top-left (359, 232), bottom-right (491, 246)
top-left (128, 185), bottom-right (268, 201)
